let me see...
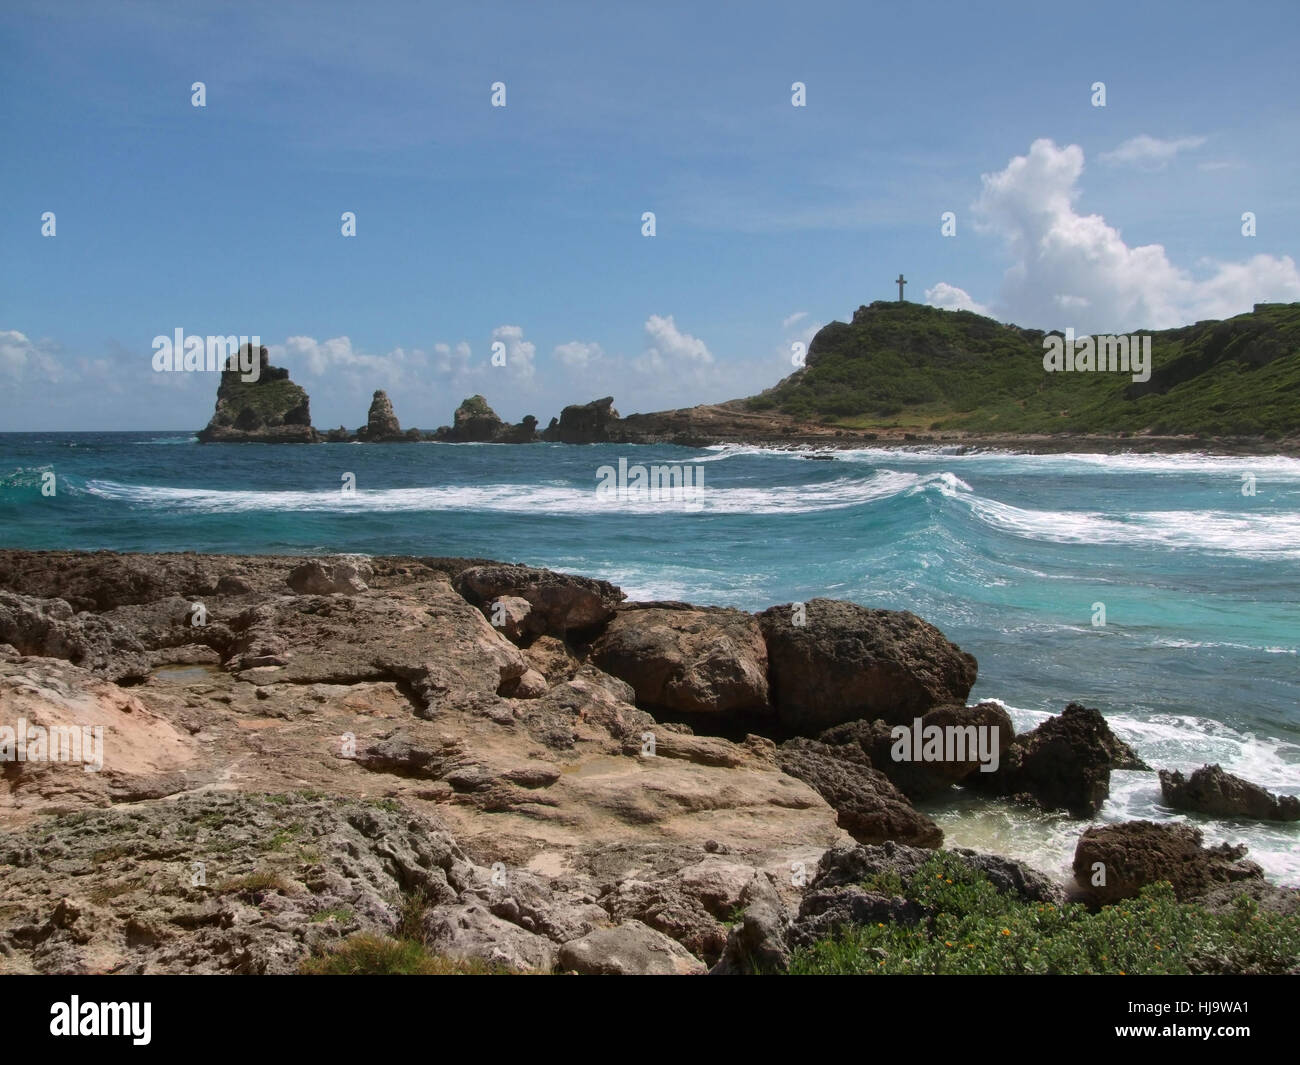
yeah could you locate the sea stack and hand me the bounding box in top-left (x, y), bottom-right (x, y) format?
top-left (355, 389), bottom-right (415, 441)
top-left (196, 344), bottom-right (318, 443)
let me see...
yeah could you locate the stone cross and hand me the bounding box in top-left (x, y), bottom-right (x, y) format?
top-left (896, 274), bottom-right (907, 302)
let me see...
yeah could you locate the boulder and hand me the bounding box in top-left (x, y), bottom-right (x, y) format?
top-left (776, 738), bottom-right (943, 847)
top-left (756, 599), bottom-right (977, 734)
top-left (967, 702), bottom-right (1140, 817)
top-left (557, 920), bottom-right (707, 975)
top-left (598, 879), bottom-right (728, 963)
top-left (819, 701), bottom-right (1014, 800)
top-left (1072, 821), bottom-right (1264, 905)
top-left (590, 603), bottom-right (769, 716)
top-left (710, 873), bottom-right (793, 974)
top-left (1159, 764), bottom-right (1300, 822)
top-left (453, 564), bottom-right (624, 635)
top-left (286, 560), bottom-right (371, 596)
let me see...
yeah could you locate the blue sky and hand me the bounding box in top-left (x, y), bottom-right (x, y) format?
top-left (3, 0), bottom-right (1299, 430)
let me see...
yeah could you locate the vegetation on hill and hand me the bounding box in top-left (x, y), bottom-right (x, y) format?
top-left (746, 301), bottom-right (1300, 438)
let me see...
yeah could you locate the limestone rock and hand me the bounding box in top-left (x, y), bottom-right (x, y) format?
top-left (757, 599), bottom-right (977, 734)
top-left (1159, 763), bottom-right (1300, 821)
top-left (196, 345), bottom-right (318, 443)
top-left (1073, 820), bottom-right (1264, 905)
top-left (557, 920), bottom-right (708, 975)
top-left (591, 603), bottom-right (769, 716)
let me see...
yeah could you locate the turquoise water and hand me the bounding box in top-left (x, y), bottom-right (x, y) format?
top-left (2, 431), bottom-right (1297, 883)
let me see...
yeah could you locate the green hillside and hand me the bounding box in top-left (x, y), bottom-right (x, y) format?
top-left (745, 301), bottom-right (1300, 438)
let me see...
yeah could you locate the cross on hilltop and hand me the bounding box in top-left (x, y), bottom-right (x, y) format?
top-left (896, 274), bottom-right (907, 302)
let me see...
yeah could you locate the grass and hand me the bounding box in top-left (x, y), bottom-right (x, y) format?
top-left (215, 870), bottom-right (292, 896)
top-left (299, 933), bottom-right (505, 975)
top-left (789, 852), bottom-right (1300, 975)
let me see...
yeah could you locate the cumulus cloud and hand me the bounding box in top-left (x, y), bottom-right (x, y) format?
top-left (782, 311), bottom-right (808, 328)
top-left (1099, 134), bottom-right (1206, 169)
top-left (491, 324), bottom-right (536, 381)
top-left (639, 314), bottom-right (712, 372)
top-left (935, 138), bottom-right (1300, 332)
top-left (554, 340), bottom-right (604, 368)
top-left (924, 282), bottom-right (991, 316)
top-left (0, 330), bottom-right (62, 381)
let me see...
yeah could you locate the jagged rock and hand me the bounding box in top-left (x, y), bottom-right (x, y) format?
top-left (818, 701), bottom-right (1014, 800)
top-left (438, 395), bottom-right (505, 442)
top-left (598, 879), bottom-right (728, 963)
top-left (1073, 821), bottom-right (1265, 905)
top-left (355, 390), bottom-right (404, 442)
top-left (0, 793), bottom-right (480, 974)
top-left (541, 397), bottom-right (620, 443)
top-left (0, 550), bottom-right (220, 612)
top-left (196, 345), bottom-right (318, 443)
top-left (453, 564), bottom-right (625, 635)
top-left (1159, 764), bottom-right (1300, 822)
top-left (756, 599), bottom-right (977, 734)
top-left (967, 702), bottom-right (1140, 817)
top-left (590, 603), bottom-right (769, 716)
top-left (710, 873), bottom-right (793, 974)
top-left (523, 635), bottom-right (580, 683)
top-left (776, 738), bottom-right (943, 847)
top-left (483, 595), bottom-right (531, 642)
top-left (0, 592), bottom-right (150, 683)
top-left (286, 560), bottom-right (371, 596)
top-left (557, 920), bottom-right (708, 975)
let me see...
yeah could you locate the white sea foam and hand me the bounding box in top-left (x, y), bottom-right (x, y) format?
top-left (963, 495), bottom-right (1300, 559)
top-left (81, 470), bottom-right (966, 516)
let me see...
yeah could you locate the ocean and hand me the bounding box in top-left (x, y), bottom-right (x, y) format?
top-left (2, 431), bottom-right (1297, 885)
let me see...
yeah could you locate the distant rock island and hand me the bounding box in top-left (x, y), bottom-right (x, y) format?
top-left (198, 302), bottom-right (1300, 453)
top-left (196, 346), bottom-right (317, 443)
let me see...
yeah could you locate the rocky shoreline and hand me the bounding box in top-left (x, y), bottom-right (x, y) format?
top-left (0, 549), bottom-right (1295, 974)
top-left (193, 346), bottom-right (1299, 456)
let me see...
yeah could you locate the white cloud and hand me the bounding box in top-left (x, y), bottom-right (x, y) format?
top-left (491, 324), bottom-right (536, 381)
top-left (554, 340), bottom-right (604, 368)
top-left (936, 138), bottom-right (1300, 332)
top-left (924, 282), bottom-right (991, 316)
top-left (782, 311), bottom-right (808, 329)
top-left (0, 330), bottom-right (62, 381)
top-left (639, 314), bottom-right (712, 372)
top-left (1099, 134), bottom-right (1206, 169)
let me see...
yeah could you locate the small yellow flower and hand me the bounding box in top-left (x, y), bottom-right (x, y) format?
top-left (1000, 928), bottom-right (1011, 936)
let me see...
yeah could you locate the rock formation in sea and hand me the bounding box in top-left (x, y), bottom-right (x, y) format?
top-left (1159, 763), bottom-right (1300, 821)
top-left (541, 397), bottom-right (621, 443)
top-left (355, 389), bottom-right (419, 442)
top-left (434, 395), bottom-right (538, 443)
top-left (196, 345), bottom-right (318, 443)
top-left (0, 548), bottom-right (1293, 975)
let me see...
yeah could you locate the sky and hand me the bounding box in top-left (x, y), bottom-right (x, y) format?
top-left (2, 0), bottom-right (1299, 431)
